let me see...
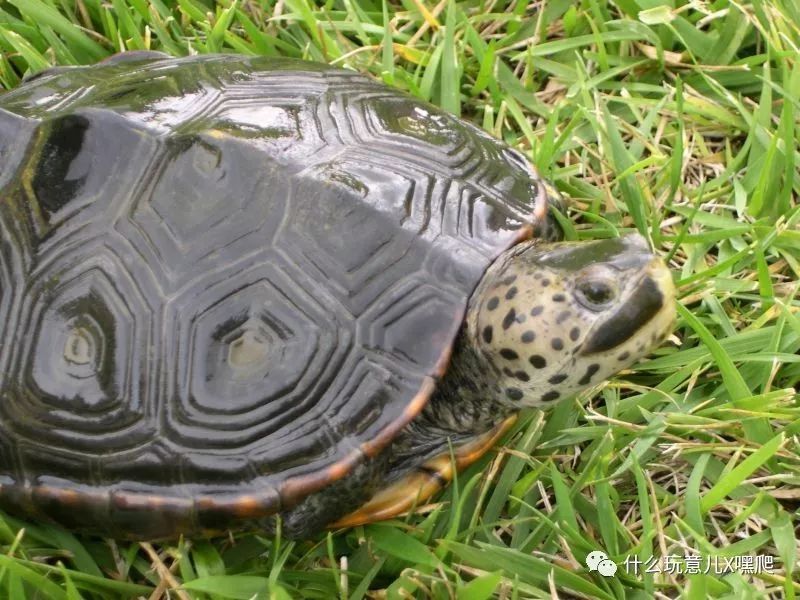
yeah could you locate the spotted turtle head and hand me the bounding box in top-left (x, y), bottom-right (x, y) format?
top-left (473, 233), bottom-right (676, 407)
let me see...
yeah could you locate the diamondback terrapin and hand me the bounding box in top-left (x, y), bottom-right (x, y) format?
top-left (0, 52), bottom-right (676, 539)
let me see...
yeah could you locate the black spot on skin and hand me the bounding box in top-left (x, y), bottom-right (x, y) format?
top-left (501, 274), bottom-right (517, 286)
top-left (569, 327), bottom-right (580, 341)
top-left (503, 367), bottom-right (515, 377)
top-left (541, 391), bottom-right (560, 402)
top-left (506, 286), bottom-right (518, 300)
top-left (548, 373), bottom-right (568, 384)
top-left (617, 351), bottom-right (630, 361)
top-left (506, 387), bottom-right (523, 401)
top-left (500, 348), bottom-right (519, 360)
top-left (556, 310), bottom-right (572, 324)
top-left (551, 338), bottom-right (564, 351)
top-left (515, 313), bottom-right (527, 324)
top-left (482, 325), bottom-right (493, 344)
top-left (521, 330), bottom-right (535, 343)
top-left (515, 370), bottom-right (530, 382)
top-left (541, 279), bottom-right (551, 287)
top-left (529, 355), bottom-right (546, 368)
top-left (502, 308), bottom-right (516, 330)
top-left (578, 363), bottom-right (600, 385)
top-left (530, 306), bottom-right (544, 317)
top-left (487, 297), bottom-right (499, 311)
top-left (552, 293), bottom-right (566, 302)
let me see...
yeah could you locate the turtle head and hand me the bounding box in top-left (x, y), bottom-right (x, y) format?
top-left (472, 234), bottom-right (676, 407)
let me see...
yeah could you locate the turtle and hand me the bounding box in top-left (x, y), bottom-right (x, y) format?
top-left (0, 52), bottom-right (676, 540)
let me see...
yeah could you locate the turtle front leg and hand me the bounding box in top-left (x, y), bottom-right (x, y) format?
top-left (331, 415), bottom-right (516, 529)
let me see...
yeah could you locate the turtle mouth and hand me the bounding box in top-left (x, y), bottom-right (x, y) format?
top-left (578, 258), bottom-right (675, 356)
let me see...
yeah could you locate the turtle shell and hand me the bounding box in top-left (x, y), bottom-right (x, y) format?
top-left (0, 54), bottom-right (551, 537)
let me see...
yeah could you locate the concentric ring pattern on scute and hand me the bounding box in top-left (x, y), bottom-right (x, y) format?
top-left (0, 55), bottom-right (545, 534)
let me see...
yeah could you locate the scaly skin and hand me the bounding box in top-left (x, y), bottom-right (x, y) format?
top-left (385, 234), bottom-right (675, 478)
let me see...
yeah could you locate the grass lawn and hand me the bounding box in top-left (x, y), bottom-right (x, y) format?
top-left (1, 0), bottom-right (799, 598)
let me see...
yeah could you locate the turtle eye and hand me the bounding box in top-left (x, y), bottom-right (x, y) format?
top-left (575, 278), bottom-right (617, 310)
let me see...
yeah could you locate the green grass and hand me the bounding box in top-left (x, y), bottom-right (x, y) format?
top-left (1, 0), bottom-right (799, 598)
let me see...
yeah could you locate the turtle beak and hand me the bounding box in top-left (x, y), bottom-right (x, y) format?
top-left (643, 252), bottom-right (677, 335)
top-left (646, 255), bottom-right (676, 303)
top-left (629, 233), bottom-right (676, 317)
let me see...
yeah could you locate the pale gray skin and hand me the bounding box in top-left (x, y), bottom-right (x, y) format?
top-left (277, 233), bottom-right (676, 537)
